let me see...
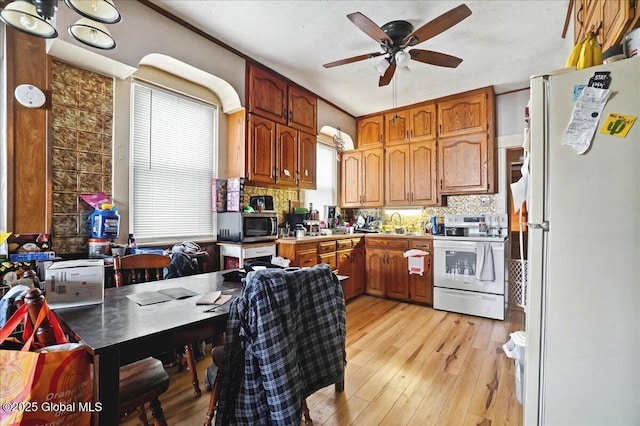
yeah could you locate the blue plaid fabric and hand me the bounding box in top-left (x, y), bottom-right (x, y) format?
top-left (216, 264), bottom-right (346, 425)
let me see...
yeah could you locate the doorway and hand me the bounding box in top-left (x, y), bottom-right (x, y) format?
top-left (506, 147), bottom-right (528, 310)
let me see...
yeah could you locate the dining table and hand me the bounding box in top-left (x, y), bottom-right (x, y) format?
top-left (52, 270), bottom-right (243, 426)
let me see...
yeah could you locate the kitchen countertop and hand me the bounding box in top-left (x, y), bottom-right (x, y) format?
top-left (276, 232), bottom-right (435, 245)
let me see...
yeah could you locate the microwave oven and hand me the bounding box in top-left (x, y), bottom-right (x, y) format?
top-left (217, 212), bottom-right (278, 243)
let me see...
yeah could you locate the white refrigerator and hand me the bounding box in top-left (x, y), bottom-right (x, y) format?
top-left (524, 58), bottom-right (639, 425)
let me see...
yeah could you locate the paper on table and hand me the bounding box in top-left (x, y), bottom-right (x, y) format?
top-left (127, 287), bottom-right (198, 306)
top-left (196, 291), bottom-right (221, 305)
top-left (562, 86), bottom-right (611, 154)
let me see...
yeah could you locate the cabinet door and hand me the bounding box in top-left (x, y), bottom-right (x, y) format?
top-left (297, 131), bottom-right (316, 189)
top-left (362, 148), bottom-right (384, 207)
top-left (340, 151), bottom-right (362, 208)
top-left (438, 91), bottom-right (487, 137)
top-left (337, 248), bottom-right (354, 300)
top-left (276, 124), bottom-right (297, 187)
top-left (410, 141), bottom-right (438, 206)
top-left (288, 85), bottom-right (317, 134)
top-left (385, 109), bottom-right (410, 145)
top-left (409, 103), bottom-right (437, 142)
top-left (386, 250), bottom-right (409, 300)
top-left (247, 114), bottom-right (277, 185)
top-left (365, 248), bottom-right (386, 296)
top-left (601, 0), bottom-right (634, 50)
top-left (248, 64), bottom-right (287, 124)
top-left (357, 115), bottom-right (384, 148)
top-left (385, 144), bottom-right (411, 206)
top-left (351, 245), bottom-right (365, 297)
top-left (439, 133), bottom-right (489, 194)
top-left (409, 239), bottom-right (432, 304)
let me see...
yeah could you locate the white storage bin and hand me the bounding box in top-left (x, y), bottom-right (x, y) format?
top-left (503, 330), bottom-right (526, 404)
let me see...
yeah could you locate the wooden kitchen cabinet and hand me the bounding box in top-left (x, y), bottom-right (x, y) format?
top-left (246, 116), bottom-right (314, 188)
top-left (385, 141), bottom-right (439, 206)
top-left (574, 0), bottom-right (637, 51)
top-left (340, 148), bottom-right (384, 208)
top-left (408, 240), bottom-right (433, 305)
top-left (365, 238), bottom-right (409, 299)
top-left (439, 133), bottom-right (494, 194)
top-left (247, 63), bottom-right (317, 134)
top-left (356, 115), bottom-right (384, 148)
top-left (385, 103), bottom-right (436, 145)
top-left (297, 131), bottom-right (316, 189)
top-left (437, 88), bottom-right (491, 138)
top-left (336, 238), bottom-right (365, 301)
top-left (241, 63), bottom-right (317, 188)
top-left (247, 114), bottom-right (277, 185)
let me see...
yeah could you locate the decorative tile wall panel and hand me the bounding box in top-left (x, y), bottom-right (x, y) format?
top-left (51, 60), bottom-right (113, 254)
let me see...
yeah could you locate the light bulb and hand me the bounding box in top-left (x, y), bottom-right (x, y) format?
top-left (375, 58), bottom-right (390, 76)
top-left (395, 51), bottom-right (410, 68)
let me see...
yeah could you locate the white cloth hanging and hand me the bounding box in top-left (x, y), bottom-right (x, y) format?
top-left (475, 242), bottom-right (495, 281)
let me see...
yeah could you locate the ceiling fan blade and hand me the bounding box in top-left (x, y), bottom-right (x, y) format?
top-left (409, 49), bottom-right (463, 68)
top-left (379, 60), bottom-right (396, 87)
top-left (403, 4), bottom-right (472, 46)
top-left (323, 52), bottom-right (384, 68)
top-left (348, 12), bottom-right (393, 45)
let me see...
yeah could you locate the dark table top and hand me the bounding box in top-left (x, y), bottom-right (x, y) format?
top-left (53, 271), bottom-right (242, 358)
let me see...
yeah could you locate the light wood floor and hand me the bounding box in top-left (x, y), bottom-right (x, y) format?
top-left (122, 295), bottom-right (524, 425)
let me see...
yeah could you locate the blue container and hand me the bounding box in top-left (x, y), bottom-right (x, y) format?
top-left (91, 205), bottom-right (120, 239)
top-left (431, 216), bottom-right (439, 235)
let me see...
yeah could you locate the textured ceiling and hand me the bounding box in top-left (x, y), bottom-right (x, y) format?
top-left (150, 0), bottom-right (574, 117)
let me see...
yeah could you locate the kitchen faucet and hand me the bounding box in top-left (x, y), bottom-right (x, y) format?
top-left (390, 212), bottom-right (403, 234)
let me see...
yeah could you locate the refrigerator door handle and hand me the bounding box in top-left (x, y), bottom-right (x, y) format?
top-left (526, 221), bottom-right (550, 231)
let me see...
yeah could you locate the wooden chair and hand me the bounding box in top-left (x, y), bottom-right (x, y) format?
top-left (114, 253), bottom-right (202, 397)
top-left (204, 265), bottom-right (346, 425)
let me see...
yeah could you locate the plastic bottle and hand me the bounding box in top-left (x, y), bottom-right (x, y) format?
top-left (90, 204), bottom-right (120, 239)
top-left (127, 233), bottom-right (137, 253)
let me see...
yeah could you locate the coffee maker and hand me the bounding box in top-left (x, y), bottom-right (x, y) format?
top-left (324, 206), bottom-right (337, 229)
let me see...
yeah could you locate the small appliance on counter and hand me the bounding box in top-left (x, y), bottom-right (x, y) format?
top-left (323, 205), bottom-right (337, 228)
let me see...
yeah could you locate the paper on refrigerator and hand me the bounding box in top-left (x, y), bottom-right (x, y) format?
top-left (562, 86), bottom-right (611, 154)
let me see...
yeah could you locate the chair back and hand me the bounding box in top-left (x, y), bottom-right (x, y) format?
top-left (114, 254), bottom-right (171, 287)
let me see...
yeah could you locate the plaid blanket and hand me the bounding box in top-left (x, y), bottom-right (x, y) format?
top-left (216, 264), bottom-right (346, 425)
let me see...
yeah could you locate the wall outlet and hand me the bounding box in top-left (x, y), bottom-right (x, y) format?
top-left (480, 196), bottom-right (490, 207)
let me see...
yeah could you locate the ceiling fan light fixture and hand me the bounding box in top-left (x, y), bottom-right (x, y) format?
top-left (68, 17), bottom-right (116, 49)
top-left (375, 57), bottom-right (390, 76)
top-left (64, 0), bottom-right (121, 24)
top-left (395, 50), bottom-right (411, 68)
top-left (0, 0), bottom-right (58, 38)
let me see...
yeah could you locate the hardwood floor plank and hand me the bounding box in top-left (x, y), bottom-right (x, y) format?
top-left (121, 295), bottom-right (524, 426)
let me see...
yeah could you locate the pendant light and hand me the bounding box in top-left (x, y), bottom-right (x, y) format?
top-left (68, 17), bottom-right (115, 49)
top-left (64, 0), bottom-right (120, 24)
top-left (0, 0), bottom-right (58, 38)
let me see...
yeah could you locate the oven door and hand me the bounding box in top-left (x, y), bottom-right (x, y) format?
top-left (433, 239), bottom-right (505, 295)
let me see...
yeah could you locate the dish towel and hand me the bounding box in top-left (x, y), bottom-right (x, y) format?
top-left (475, 242), bottom-right (495, 281)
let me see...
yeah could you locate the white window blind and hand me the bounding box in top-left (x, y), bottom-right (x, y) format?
top-left (131, 82), bottom-right (216, 241)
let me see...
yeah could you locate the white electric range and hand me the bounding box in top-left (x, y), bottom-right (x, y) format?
top-left (432, 214), bottom-right (508, 320)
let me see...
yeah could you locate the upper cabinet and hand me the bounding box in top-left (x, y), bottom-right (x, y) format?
top-left (385, 103), bottom-right (437, 145)
top-left (573, 0), bottom-right (637, 50)
top-left (437, 87), bottom-right (495, 195)
top-left (237, 64), bottom-right (318, 189)
top-left (341, 148), bottom-right (384, 208)
top-left (356, 115), bottom-right (384, 148)
top-left (247, 63), bottom-right (317, 135)
top-left (437, 90), bottom-right (488, 138)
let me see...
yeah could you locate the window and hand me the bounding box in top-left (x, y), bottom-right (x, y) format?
top-left (303, 143), bottom-right (337, 221)
top-left (131, 82), bottom-right (217, 241)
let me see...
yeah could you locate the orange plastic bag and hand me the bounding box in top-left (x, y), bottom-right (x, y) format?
top-left (0, 302), bottom-right (93, 426)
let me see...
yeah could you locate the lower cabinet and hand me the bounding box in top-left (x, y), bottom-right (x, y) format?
top-left (408, 240), bottom-right (433, 305)
top-left (365, 238), bottom-right (409, 299)
top-left (337, 238), bottom-right (365, 300)
top-left (278, 237), bottom-right (365, 302)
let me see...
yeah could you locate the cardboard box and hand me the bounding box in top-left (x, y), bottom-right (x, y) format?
top-left (45, 259), bottom-right (105, 309)
top-left (212, 179), bottom-right (227, 212)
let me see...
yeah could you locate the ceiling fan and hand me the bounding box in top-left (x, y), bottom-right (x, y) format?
top-left (323, 4), bottom-right (472, 87)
